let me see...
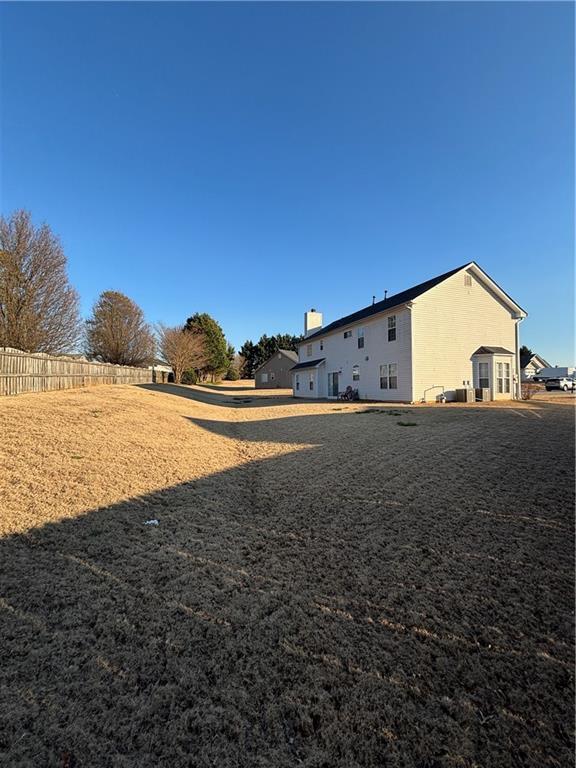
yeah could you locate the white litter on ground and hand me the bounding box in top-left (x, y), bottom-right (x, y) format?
top-left (143, 519), bottom-right (159, 526)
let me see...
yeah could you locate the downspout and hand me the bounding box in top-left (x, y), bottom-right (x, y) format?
top-left (515, 317), bottom-right (524, 400)
top-left (405, 301), bottom-right (415, 403)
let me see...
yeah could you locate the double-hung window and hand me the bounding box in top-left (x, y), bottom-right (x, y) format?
top-left (496, 362), bottom-right (511, 394)
top-left (479, 362), bottom-right (489, 389)
top-left (379, 363), bottom-right (398, 389)
top-left (497, 362), bottom-right (503, 393)
top-left (295, 374), bottom-right (300, 391)
top-left (344, 330), bottom-right (352, 339)
top-left (352, 365), bottom-right (360, 381)
top-left (307, 344), bottom-right (312, 357)
top-left (357, 328), bottom-right (365, 349)
top-left (388, 316), bottom-right (396, 342)
top-left (309, 373), bottom-right (314, 391)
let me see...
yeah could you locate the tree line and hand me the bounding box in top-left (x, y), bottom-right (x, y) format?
top-left (238, 334), bottom-right (303, 378)
top-left (0, 210), bottom-right (237, 383)
top-left (0, 210), bottom-right (302, 384)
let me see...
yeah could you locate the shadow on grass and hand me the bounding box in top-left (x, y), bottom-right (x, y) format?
top-left (1, 406), bottom-right (574, 767)
top-left (195, 383), bottom-right (258, 392)
top-left (137, 383), bottom-right (304, 409)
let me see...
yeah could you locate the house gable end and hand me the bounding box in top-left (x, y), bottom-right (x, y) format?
top-left (254, 349), bottom-right (298, 374)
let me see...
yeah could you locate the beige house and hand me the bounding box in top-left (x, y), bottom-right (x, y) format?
top-left (291, 262), bottom-right (527, 402)
top-left (255, 349), bottom-right (298, 388)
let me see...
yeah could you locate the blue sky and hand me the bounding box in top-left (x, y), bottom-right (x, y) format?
top-left (1, 2), bottom-right (573, 362)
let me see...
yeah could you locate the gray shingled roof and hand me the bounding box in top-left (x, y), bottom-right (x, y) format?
top-left (290, 358), bottom-right (325, 371)
top-left (302, 263), bottom-right (468, 342)
top-left (253, 348), bottom-right (299, 373)
top-left (520, 352), bottom-right (550, 369)
top-left (473, 346), bottom-right (514, 356)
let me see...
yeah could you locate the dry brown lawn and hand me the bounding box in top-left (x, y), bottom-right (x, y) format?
top-left (0, 383), bottom-right (574, 768)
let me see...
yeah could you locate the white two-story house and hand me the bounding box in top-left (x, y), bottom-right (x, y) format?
top-left (291, 262), bottom-right (527, 403)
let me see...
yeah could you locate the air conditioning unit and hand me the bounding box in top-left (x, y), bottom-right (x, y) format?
top-left (456, 388), bottom-right (475, 403)
top-left (475, 388), bottom-right (491, 402)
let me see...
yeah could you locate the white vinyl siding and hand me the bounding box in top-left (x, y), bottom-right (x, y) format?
top-left (296, 309), bottom-right (412, 401)
top-left (411, 269), bottom-right (518, 402)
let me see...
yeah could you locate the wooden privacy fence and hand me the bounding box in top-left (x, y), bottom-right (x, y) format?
top-left (0, 348), bottom-right (153, 396)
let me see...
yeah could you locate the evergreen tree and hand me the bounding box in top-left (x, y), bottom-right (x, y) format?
top-left (239, 340), bottom-right (257, 378)
top-left (185, 313), bottom-right (229, 381)
top-left (239, 333), bottom-right (303, 378)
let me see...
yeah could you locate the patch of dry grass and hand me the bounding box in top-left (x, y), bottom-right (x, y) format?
top-left (0, 384), bottom-right (574, 767)
top-left (0, 383), bottom-right (301, 537)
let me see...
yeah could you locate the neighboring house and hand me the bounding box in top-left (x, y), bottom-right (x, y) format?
top-left (291, 262), bottom-right (527, 402)
top-left (254, 349), bottom-right (298, 389)
top-left (520, 352), bottom-right (550, 381)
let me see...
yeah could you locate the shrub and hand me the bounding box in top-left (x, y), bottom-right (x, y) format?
top-left (521, 382), bottom-right (539, 401)
top-left (182, 369), bottom-right (198, 385)
top-left (224, 367), bottom-right (240, 381)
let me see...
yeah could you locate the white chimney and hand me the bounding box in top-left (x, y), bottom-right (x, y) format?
top-left (304, 309), bottom-right (323, 337)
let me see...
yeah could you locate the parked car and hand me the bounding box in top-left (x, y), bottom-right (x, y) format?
top-left (545, 377), bottom-right (575, 392)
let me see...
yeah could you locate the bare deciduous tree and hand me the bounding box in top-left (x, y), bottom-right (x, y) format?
top-left (0, 210), bottom-right (81, 353)
top-left (86, 291), bottom-right (156, 366)
top-left (234, 353), bottom-right (245, 374)
top-left (157, 324), bottom-right (207, 384)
